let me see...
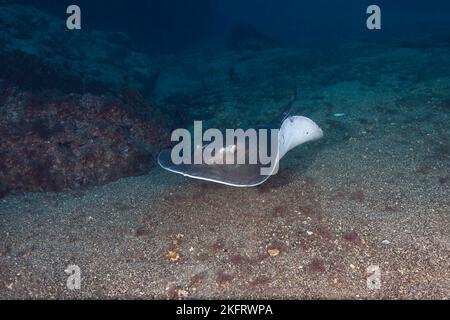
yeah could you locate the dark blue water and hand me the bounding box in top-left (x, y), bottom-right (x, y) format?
top-left (10, 0), bottom-right (450, 53)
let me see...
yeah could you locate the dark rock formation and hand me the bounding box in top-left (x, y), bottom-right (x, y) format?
top-left (226, 24), bottom-right (279, 51)
top-left (0, 4), bottom-right (159, 95)
top-left (0, 4), bottom-right (173, 197)
top-left (0, 88), bottom-right (169, 197)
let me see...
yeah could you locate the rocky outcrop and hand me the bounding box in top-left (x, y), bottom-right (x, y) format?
top-left (0, 4), bottom-right (158, 95)
top-left (0, 87), bottom-right (169, 197)
top-left (0, 4), bottom-right (173, 197)
top-left (226, 24), bottom-right (279, 51)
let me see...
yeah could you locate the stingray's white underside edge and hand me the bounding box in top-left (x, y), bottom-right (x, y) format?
top-left (157, 156), bottom-right (271, 188)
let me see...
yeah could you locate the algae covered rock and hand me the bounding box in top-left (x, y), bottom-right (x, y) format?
top-left (0, 88), bottom-right (169, 197)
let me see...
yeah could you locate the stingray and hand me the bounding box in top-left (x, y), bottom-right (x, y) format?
top-left (158, 95), bottom-right (323, 187)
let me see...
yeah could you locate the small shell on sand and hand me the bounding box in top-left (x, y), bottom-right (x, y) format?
top-left (165, 251), bottom-right (180, 262)
top-left (268, 249), bottom-right (280, 257)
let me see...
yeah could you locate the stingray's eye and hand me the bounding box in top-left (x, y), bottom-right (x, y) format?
top-left (306, 131), bottom-right (309, 135)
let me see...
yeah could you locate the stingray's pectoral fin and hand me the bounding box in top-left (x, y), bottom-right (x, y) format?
top-left (157, 149), bottom-right (273, 187)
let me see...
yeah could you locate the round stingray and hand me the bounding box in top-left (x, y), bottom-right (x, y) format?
top-left (158, 115), bottom-right (323, 187)
top-left (157, 148), bottom-right (275, 187)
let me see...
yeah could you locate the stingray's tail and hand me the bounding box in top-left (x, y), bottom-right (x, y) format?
top-left (276, 82), bottom-right (298, 125)
top-left (292, 80), bottom-right (298, 101)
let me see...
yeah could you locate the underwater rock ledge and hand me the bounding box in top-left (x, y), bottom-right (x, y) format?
top-left (0, 88), bottom-right (169, 198)
top-left (0, 4), bottom-right (174, 198)
top-left (0, 3), bottom-right (159, 95)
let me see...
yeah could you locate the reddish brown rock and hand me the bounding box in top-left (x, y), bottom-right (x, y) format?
top-left (0, 88), bottom-right (169, 197)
